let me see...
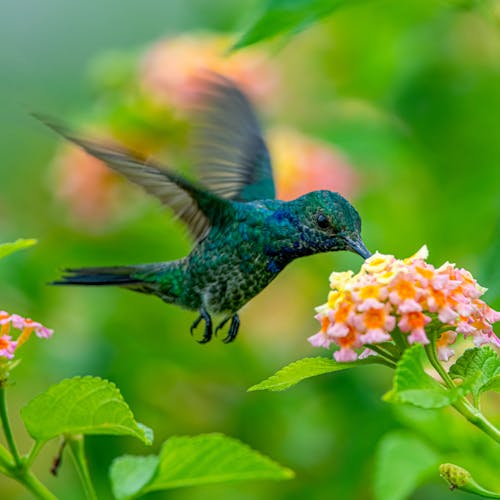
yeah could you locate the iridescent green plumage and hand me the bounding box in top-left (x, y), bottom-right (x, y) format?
top-left (43, 75), bottom-right (370, 343)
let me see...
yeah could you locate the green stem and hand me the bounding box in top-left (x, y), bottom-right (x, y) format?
top-left (390, 328), bottom-right (409, 354)
top-left (365, 343), bottom-right (398, 363)
top-left (0, 443), bottom-right (14, 476)
top-left (0, 385), bottom-right (21, 466)
top-left (0, 384), bottom-right (56, 498)
top-left (424, 343), bottom-right (455, 389)
top-left (424, 340), bottom-right (500, 444)
top-left (16, 469), bottom-right (57, 500)
top-left (453, 398), bottom-right (500, 444)
top-left (67, 435), bottom-right (97, 500)
top-left (24, 440), bottom-right (44, 470)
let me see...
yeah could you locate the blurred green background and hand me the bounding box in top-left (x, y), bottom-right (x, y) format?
top-left (0, 0), bottom-right (499, 498)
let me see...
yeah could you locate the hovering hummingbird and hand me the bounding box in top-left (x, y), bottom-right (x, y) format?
top-left (41, 75), bottom-right (371, 343)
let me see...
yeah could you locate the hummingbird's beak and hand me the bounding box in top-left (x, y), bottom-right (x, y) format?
top-left (344, 236), bottom-right (372, 259)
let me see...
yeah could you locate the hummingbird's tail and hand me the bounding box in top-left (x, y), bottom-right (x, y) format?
top-left (52, 262), bottom-right (181, 299)
top-left (52, 266), bottom-right (143, 287)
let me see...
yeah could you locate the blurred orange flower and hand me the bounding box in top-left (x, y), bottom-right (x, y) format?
top-left (268, 127), bottom-right (360, 201)
top-left (140, 33), bottom-right (279, 108)
top-left (54, 144), bottom-right (123, 229)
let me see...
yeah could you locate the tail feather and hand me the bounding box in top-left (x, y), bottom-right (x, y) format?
top-left (52, 266), bottom-right (143, 287)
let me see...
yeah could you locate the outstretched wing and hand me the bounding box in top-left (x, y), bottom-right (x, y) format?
top-left (37, 115), bottom-right (229, 243)
top-left (194, 74), bottom-right (276, 202)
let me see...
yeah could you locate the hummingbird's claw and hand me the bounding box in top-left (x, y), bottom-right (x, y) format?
top-left (215, 316), bottom-right (230, 336)
top-left (191, 308), bottom-right (213, 343)
top-left (215, 314), bottom-right (240, 343)
top-left (222, 314), bottom-right (240, 344)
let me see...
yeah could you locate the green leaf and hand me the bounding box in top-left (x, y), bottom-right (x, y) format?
top-left (110, 434), bottom-right (294, 498)
top-left (21, 376), bottom-right (152, 445)
top-left (481, 375), bottom-right (500, 393)
top-left (385, 345), bottom-right (461, 409)
top-left (449, 346), bottom-right (500, 405)
top-left (232, 0), bottom-right (365, 50)
top-left (110, 455), bottom-right (159, 500)
top-left (146, 434), bottom-right (294, 491)
top-left (0, 239), bottom-right (37, 260)
top-left (145, 434), bottom-right (294, 492)
top-left (249, 356), bottom-right (373, 392)
top-left (374, 431), bottom-right (440, 500)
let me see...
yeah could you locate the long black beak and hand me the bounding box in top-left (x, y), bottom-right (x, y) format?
top-left (344, 236), bottom-right (372, 259)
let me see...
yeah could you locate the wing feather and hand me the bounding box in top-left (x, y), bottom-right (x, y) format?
top-left (194, 74), bottom-right (276, 202)
top-left (37, 115), bottom-right (228, 242)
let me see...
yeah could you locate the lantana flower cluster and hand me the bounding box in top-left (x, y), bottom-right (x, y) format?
top-left (309, 246), bottom-right (500, 362)
top-left (0, 311), bottom-right (53, 361)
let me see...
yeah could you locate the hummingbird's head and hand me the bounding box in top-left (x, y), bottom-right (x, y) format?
top-left (289, 190), bottom-right (371, 259)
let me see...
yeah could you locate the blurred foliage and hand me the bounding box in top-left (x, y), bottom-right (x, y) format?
top-left (231, 0), bottom-right (360, 50)
top-left (0, 0), bottom-right (499, 498)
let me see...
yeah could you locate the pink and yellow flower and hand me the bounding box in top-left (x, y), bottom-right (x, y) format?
top-left (0, 335), bottom-right (17, 359)
top-left (54, 143), bottom-right (124, 229)
top-left (140, 33), bottom-right (278, 108)
top-left (0, 311), bottom-right (53, 360)
top-left (311, 245), bottom-right (500, 361)
top-left (268, 127), bottom-right (360, 201)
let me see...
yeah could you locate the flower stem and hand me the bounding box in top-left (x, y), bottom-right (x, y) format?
top-left (67, 435), bottom-right (97, 500)
top-left (16, 469), bottom-right (57, 500)
top-left (453, 398), bottom-right (500, 444)
top-left (24, 440), bottom-right (44, 470)
top-left (0, 443), bottom-right (14, 475)
top-left (0, 384), bottom-right (21, 467)
top-left (390, 328), bottom-right (409, 355)
top-left (366, 343), bottom-right (398, 363)
top-left (424, 343), bottom-right (455, 389)
top-left (424, 339), bottom-right (500, 444)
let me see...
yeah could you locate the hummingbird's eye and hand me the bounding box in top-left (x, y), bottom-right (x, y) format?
top-left (316, 213), bottom-right (330, 230)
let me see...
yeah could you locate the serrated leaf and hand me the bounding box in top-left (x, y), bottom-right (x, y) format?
top-left (21, 376), bottom-right (152, 445)
top-left (143, 434), bottom-right (294, 493)
top-left (449, 346), bottom-right (500, 405)
top-left (0, 239), bottom-right (37, 259)
top-left (374, 431), bottom-right (440, 500)
top-left (110, 455), bottom-right (159, 500)
top-left (385, 345), bottom-right (461, 409)
top-left (481, 374), bottom-right (500, 393)
top-left (232, 0), bottom-right (365, 50)
top-left (249, 356), bottom-right (373, 392)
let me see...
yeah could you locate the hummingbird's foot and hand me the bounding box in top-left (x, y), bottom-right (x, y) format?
top-left (219, 314), bottom-right (240, 344)
top-left (214, 316), bottom-right (230, 336)
top-left (190, 308), bottom-right (213, 344)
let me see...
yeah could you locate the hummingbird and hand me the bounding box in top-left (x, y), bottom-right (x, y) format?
top-left (41, 75), bottom-right (371, 343)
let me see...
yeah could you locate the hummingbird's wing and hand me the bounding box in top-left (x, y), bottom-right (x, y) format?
top-left (37, 116), bottom-right (229, 242)
top-left (194, 74), bottom-right (276, 202)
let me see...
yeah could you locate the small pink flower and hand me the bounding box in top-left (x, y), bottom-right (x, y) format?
top-left (308, 331), bottom-right (332, 348)
top-left (360, 329), bottom-right (391, 343)
top-left (398, 299), bottom-right (422, 314)
top-left (0, 311), bottom-right (54, 359)
top-left (437, 306), bottom-right (459, 324)
top-left (308, 316), bottom-right (332, 348)
top-left (398, 311), bottom-right (431, 340)
top-left (359, 348), bottom-right (377, 359)
top-left (0, 311), bottom-right (11, 324)
top-left (327, 322), bottom-right (351, 338)
top-left (0, 335), bottom-right (17, 359)
top-left (407, 328), bottom-right (430, 345)
top-left (436, 330), bottom-right (457, 362)
top-left (334, 348), bottom-right (358, 362)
